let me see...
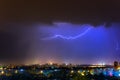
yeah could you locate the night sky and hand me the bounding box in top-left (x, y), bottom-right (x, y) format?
top-left (0, 0), bottom-right (120, 64)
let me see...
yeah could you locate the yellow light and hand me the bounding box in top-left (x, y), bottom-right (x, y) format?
top-left (81, 72), bottom-right (84, 76)
top-left (90, 72), bottom-right (94, 75)
top-left (71, 70), bottom-right (74, 73)
top-left (1, 71), bottom-right (4, 74)
top-left (40, 70), bottom-right (43, 74)
top-left (78, 70), bottom-right (80, 73)
top-left (90, 70), bottom-right (94, 75)
top-left (83, 70), bottom-right (85, 72)
top-left (15, 70), bottom-right (18, 74)
top-left (117, 67), bottom-right (120, 70)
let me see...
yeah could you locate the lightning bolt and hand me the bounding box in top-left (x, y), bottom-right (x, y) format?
top-left (42, 27), bottom-right (92, 40)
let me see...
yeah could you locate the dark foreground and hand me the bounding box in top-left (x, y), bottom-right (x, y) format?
top-left (0, 64), bottom-right (120, 80)
top-left (0, 72), bottom-right (119, 80)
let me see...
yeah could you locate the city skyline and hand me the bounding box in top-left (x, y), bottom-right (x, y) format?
top-left (1, 1), bottom-right (120, 80)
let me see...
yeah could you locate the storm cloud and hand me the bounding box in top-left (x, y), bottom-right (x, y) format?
top-left (0, 0), bottom-right (120, 26)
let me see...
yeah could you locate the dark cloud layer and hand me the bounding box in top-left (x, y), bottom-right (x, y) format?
top-left (0, 0), bottom-right (120, 26)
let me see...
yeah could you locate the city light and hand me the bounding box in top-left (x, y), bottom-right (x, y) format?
top-left (1, 71), bottom-right (4, 74)
top-left (98, 62), bottom-right (106, 66)
top-left (20, 69), bottom-right (24, 72)
top-left (109, 72), bottom-right (113, 77)
top-left (81, 72), bottom-right (85, 76)
top-left (78, 70), bottom-right (80, 73)
top-left (15, 70), bottom-right (18, 74)
top-left (50, 62), bottom-right (53, 65)
top-left (90, 72), bottom-right (94, 75)
top-left (71, 70), bottom-right (74, 73)
top-left (0, 63), bottom-right (119, 79)
top-left (119, 74), bottom-right (120, 76)
top-left (117, 67), bottom-right (120, 70)
top-left (40, 70), bottom-right (43, 74)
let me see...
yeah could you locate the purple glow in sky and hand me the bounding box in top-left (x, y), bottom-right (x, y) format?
top-left (0, 22), bottom-right (120, 64)
top-left (32, 23), bottom-right (120, 64)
